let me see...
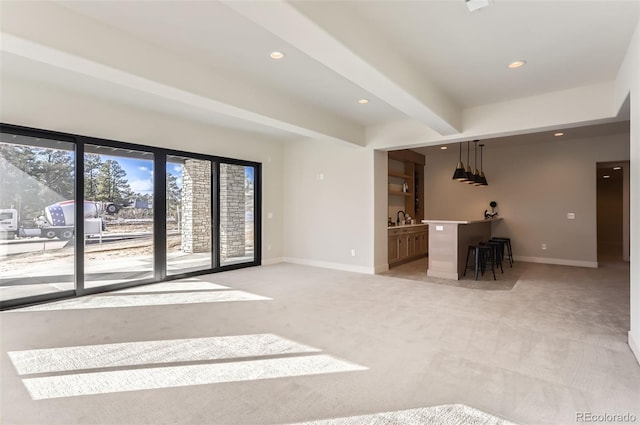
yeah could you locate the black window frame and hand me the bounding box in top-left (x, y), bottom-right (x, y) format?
top-left (0, 123), bottom-right (262, 310)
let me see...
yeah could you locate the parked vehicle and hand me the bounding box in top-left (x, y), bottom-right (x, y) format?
top-left (0, 201), bottom-right (113, 240)
top-left (0, 209), bottom-right (18, 239)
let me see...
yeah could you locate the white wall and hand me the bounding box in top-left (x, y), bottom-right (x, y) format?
top-left (373, 150), bottom-right (388, 272)
top-left (417, 132), bottom-right (630, 267)
top-left (616, 18), bottom-right (640, 364)
top-left (282, 138), bottom-right (375, 273)
top-left (0, 75), bottom-right (285, 263)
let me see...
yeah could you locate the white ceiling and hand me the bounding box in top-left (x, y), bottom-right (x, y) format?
top-left (346, 0), bottom-right (640, 107)
top-left (2, 0), bottom-right (638, 144)
top-left (58, 0), bottom-right (407, 127)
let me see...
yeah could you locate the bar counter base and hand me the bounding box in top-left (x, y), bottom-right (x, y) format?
top-left (422, 218), bottom-right (502, 281)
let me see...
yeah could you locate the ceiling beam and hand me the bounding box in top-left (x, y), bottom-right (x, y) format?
top-left (0, 1), bottom-right (366, 147)
top-left (223, 0), bottom-right (462, 136)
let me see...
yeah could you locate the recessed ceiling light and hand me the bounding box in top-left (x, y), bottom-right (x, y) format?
top-left (603, 175), bottom-right (611, 179)
top-left (357, 99), bottom-right (369, 104)
top-left (440, 146), bottom-right (448, 150)
top-left (554, 132), bottom-right (564, 137)
top-left (613, 166), bottom-right (622, 170)
top-left (269, 51), bottom-right (285, 60)
top-left (508, 60), bottom-right (527, 69)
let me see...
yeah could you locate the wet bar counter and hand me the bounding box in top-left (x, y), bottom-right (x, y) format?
top-left (421, 218), bottom-right (502, 280)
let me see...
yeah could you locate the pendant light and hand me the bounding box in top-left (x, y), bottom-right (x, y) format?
top-left (476, 144), bottom-right (488, 186)
top-left (452, 142), bottom-right (466, 180)
top-left (469, 140), bottom-right (481, 184)
top-left (463, 141), bottom-right (474, 182)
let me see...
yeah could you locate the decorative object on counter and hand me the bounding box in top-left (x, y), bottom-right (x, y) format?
top-left (484, 201), bottom-right (499, 219)
top-left (475, 144), bottom-right (488, 186)
top-left (388, 217), bottom-right (393, 226)
top-left (484, 210), bottom-right (499, 219)
top-left (452, 142), bottom-right (467, 181)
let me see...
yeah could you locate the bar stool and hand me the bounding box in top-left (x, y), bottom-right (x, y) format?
top-left (491, 237), bottom-right (513, 267)
top-left (483, 241), bottom-right (504, 274)
top-left (463, 244), bottom-right (496, 281)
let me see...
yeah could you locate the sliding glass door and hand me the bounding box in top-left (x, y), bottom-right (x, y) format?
top-left (220, 163), bottom-right (256, 266)
top-left (166, 155), bottom-right (213, 275)
top-left (83, 145), bottom-right (155, 289)
top-left (0, 132), bottom-right (76, 302)
top-left (0, 124), bottom-right (261, 309)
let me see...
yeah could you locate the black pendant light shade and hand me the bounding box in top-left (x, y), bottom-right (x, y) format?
top-left (469, 140), bottom-right (481, 184)
top-left (463, 141), bottom-right (473, 182)
top-left (453, 140), bottom-right (488, 186)
top-left (452, 142), bottom-right (466, 180)
top-left (476, 144), bottom-right (488, 186)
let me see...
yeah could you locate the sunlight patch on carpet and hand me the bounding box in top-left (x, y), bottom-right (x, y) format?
top-left (293, 404), bottom-right (518, 425)
top-left (8, 334), bottom-right (320, 375)
top-left (113, 281), bottom-right (230, 293)
top-left (14, 290), bottom-right (270, 311)
top-left (21, 354), bottom-right (367, 400)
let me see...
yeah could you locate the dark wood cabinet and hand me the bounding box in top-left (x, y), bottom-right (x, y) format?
top-left (388, 225), bottom-right (428, 266)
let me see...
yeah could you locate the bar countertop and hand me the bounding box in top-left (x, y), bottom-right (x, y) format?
top-left (421, 218), bottom-right (502, 225)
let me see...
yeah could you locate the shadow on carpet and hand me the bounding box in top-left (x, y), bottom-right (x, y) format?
top-left (291, 404), bottom-right (518, 424)
top-left (381, 257), bottom-right (528, 291)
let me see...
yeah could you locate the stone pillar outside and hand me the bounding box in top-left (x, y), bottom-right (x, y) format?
top-left (181, 159), bottom-right (211, 253)
top-left (220, 164), bottom-right (246, 259)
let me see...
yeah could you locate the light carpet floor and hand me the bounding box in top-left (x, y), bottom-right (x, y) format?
top-left (1, 261), bottom-right (638, 425)
top-left (293, 404), bottom-right (517, 424)
top-left (381, 257), bottom-right (523, 290)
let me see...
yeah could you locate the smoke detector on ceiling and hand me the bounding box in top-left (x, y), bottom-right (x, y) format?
top-left (465, 0), bottom-right (492, 12)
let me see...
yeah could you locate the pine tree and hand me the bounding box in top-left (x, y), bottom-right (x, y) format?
top-left (96, 160), bottom-right (132, 204)
top-left (35, 149), bottom-right (75, 206)
top-left (84, 154), bottom-right (102, 200)
top-left (166, 171), bottom-right (181, 215)
top-left (0, 143), bottom-right (74, 219)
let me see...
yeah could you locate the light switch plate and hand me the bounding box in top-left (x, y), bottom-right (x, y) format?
top-left (567, 212), bottom-right (575, 219)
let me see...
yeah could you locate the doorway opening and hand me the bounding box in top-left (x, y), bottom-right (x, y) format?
top-left (596, 161), bottom-right (630, 263)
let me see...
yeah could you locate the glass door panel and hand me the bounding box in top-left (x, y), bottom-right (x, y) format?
top-left (220, 163), bottom-right (255, 266)
top-left (0, 133), bottom-right (76, 302)
top-left (166, 156), bottom-right (212, 275)
top-left (84, 145), bottom-right (154, 288)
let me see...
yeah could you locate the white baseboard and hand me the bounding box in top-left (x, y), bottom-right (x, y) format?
top-left (261, 257), bottom-right (284, 266)
top-left (515, 256), bottom-right (598, 268)
top-left (630, 331), bottom-right (640, 366)
top-left (282, 257), bottom-right (374, 275)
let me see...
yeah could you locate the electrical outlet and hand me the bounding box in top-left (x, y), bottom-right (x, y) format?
top-left (267, 244), bottom-right (272, 251)
top-left (541, 243), bottom-right (547, 250)
top-left (567, 212), bottom-right (575, 219)
top-left (350, 249), bottom-right (356, 257)
top-left (267, 212), bottom-right (273, 219)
